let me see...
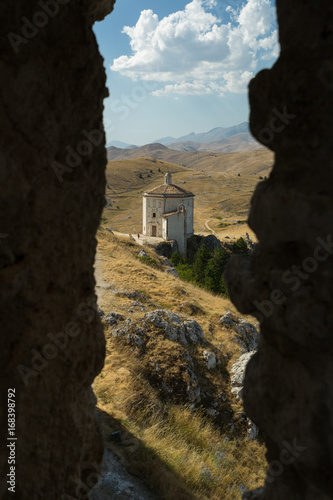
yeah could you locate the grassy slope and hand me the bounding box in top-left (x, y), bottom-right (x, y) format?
top-left (94, 232), bottom-right (267, 500)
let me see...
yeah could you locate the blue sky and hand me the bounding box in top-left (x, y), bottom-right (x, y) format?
top-left (93, 0), bottom-right (279, 146)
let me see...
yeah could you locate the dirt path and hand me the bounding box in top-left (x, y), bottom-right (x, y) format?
top-left (113, 231), bottom-right (164, 246)
top-left (204, 219), bottom-right (216, 234)
top-left (92, 248), bottom-right (158, 500)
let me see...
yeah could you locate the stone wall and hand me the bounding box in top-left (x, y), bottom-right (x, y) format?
top-left (0, 1), bottom-right (115, 498)
top-left (225, 1), bottom-right (333, 498)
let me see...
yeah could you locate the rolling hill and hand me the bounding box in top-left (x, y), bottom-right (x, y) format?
top-left (107, 144), bottom-right (273, 177)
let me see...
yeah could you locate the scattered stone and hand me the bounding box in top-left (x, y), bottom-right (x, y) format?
top-left (203, 350), bottom-right (217, 370)
top-left (131, 300), bottom-right (141, 308)
top-left (104, 312), bottom-right (125, 326)
top-left (162, 257), bottom-right (173, 267)
top-left (165, 268), bottom-right (179, 279)
top-left (111, 321), bottom-right (146, 347)
top-left (98, 307), bottom-right (105, 317)
top-left (247, 420), bottom-right (259, 440)
top-left (116, 290), bottom-right (144, 300)
top-left (179, 301), bottom-right (202, 315)
top-left (139, 249), bottom-right (147, 257)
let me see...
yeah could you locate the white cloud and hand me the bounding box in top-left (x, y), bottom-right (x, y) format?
top-left (111, 0), bottom-right (279, 96)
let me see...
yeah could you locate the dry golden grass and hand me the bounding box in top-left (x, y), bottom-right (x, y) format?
top-left (107, 145), bottom-right (274, 177)
top-left (93, 232), bottom-right (267, 499)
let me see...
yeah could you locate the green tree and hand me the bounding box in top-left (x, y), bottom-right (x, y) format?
top-left (220, 274), bottom-right (229, 298)
top-left (233, 237), bottom-right (249, 256)
top-left (193, 244), bottom-right (210, 285)
top-left (204, 248), bottom-right (229, 293)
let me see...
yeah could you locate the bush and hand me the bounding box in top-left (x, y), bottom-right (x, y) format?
top-left (139, 255), bottom-right (159, 269)
top-left (170, 251), bottom-right (181, 266)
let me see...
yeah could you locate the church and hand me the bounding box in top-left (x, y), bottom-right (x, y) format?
top-left (142, 173), bottom-right (195, 254)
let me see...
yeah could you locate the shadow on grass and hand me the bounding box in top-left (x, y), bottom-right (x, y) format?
top-left (95, 407), bottom-right (200, 500)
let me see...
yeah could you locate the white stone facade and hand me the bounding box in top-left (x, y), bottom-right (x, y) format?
top-left (142, 173), bottom-right (194, 254)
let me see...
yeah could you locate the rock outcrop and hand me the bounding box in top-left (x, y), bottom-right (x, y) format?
top-left (103, 309), bottom-right (233, 415)
top-left (219, 311), bottom-right (259, 353)
top-left (230, 352), bottom-right (255, 401)
top-left (225, 1), bottom-right (333, 498)
top-left (0, 1), bottom-right (115, 498)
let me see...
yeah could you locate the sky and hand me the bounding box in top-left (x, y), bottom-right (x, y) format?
top-left (93, 0), bottom-right (279, 146)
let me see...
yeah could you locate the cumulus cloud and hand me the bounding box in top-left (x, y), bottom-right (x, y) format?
top-left (111, 0), bottom-right (279, 96)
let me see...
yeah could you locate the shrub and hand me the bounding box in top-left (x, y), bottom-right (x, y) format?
top-left (139, 255), bottom-right (159, 269)
top-left (170, 251), bottom-right (181, 266)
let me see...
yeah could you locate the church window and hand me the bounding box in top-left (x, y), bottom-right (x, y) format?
top-left (153, 212), bottom-right (156, 218)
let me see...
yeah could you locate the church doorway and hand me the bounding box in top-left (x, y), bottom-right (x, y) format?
top-left (152, 226), bottom-right (157, 237)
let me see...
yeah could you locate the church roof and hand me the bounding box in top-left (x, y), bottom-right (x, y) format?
top-left (144, 183), bottom-right (194, 197)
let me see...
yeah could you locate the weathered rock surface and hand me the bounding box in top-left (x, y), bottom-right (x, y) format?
top-left (203, 350), bottom-right (217, 370)
top-left (230, 352), bottom-right (256, 401)
top-left (0, 1), bottom-right (115, 498)
top-left (104, 309), bottom-right (232, 410)
top-left (155, 240), bottom-right (178, 258)
top-left (144, 310), bottom-right (205, 344)
top-left (165, 267), bottom-right (179, 279)
top-left (219, 311), bottom-right (259, 353)
top-left (225, 1), bottom-right (333, 497)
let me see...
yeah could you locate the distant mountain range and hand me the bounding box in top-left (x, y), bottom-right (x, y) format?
top-left (154, 122), bottom-right (250, 145)
top-left (107, 122), bottom-right (262, 154)
top-left (106, 140), bottom-right (138, 149)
